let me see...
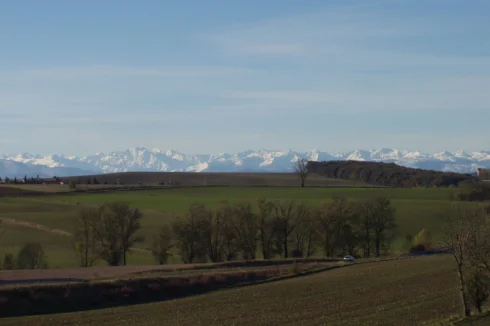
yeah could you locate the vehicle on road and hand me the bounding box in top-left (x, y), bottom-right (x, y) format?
top-left (343, 255), bottom-right (355, 262)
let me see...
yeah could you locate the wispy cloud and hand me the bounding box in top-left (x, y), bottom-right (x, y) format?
top-left (220, 90), bottom-right (336, 103)
top-left (203, 1), bottom-right (490, 72)
top-left (4, 65), bottom-right (253, 81)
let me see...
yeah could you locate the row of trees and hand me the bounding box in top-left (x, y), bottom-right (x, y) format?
top-left (306, 160), bottom-right (476, 188)
top-left (151, 196), bottom-right (397, 264)
top-left (70, 196), bottom-right (397, 267)
top-left (0, 175), bottom-right (61, 184)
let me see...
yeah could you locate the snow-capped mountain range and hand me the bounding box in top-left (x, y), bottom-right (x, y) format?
top-left (1, 147), bottom-right (489, 178)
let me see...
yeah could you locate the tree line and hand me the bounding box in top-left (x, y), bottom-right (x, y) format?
top-left (306, 160), bottom-right (477, 188)
top-left (0, 175), bottom-right (62, 184)
top-left (67, 197), bottom-right (398, 267)
top-left (152, 196), bottom-right (397, 264)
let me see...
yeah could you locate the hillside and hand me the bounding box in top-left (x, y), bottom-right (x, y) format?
top-left (307, 160), bottom-right (477, 187)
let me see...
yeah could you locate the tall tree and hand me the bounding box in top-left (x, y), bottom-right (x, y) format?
top-left (151, 224), bottom-right (175, 265)
top-left (440, 202), bottom-right (482, 317)
top-left (172, 203), bottom-right (207, 263)
top-left (370, 197), bottom-right (397, 257)
top-left (356, 199), bottom-right (374, 257)
top-left (93, 205), bottom-right (123, 266)
top-left (272, 200), bottom-right (305, 258)
top-left (216, 202), bottom-right (238, 261)
top-left (291, 207), bottom-right (317, 257)
top-left (316, 197), bottom-right (356, 257)
top-left (107, 202), bottom-right (144, 266)
top-left (73, 207), bottom-right (99, 267)
top-left (231, 202), bottom-right (258, 260)
top-left (293, 158), bottom-right (309, 188)
top-left (256, 198), bottom-right (276, 259)
top-left (199, 206), bottom-right (225, 262)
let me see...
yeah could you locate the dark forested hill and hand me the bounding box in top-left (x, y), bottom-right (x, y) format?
top-left (307, 160), bottom-right (477, 188)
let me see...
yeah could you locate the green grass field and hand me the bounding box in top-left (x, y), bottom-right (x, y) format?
top-left (0, 186), bottom-right (460, 268)
top-left (0, 255), bottom-right (469, 326)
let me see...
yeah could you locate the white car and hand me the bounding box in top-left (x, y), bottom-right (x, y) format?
top-left (343, 255), bottom-right (355, 262)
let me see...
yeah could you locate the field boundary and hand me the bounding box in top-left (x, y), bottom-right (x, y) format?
top-left (0, 183), bottom-right (386, 198)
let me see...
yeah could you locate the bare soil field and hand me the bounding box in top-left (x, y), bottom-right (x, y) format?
top-left (0, 255), bottom-right (465, 326)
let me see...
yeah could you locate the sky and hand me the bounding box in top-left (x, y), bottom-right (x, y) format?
top-left (1, 0), bottom-right (489, 156)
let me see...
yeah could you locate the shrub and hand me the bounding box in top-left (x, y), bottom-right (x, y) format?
top-left (409, 244), bottom-right (426, 253)
top-left (2, 254), bottom-right (16, 270)
top-left (413, 229), bottom-right (432, 250)
top-left (288, 261), bottom-right (300, 275)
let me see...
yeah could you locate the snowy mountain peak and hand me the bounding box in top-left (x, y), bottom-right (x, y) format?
top-left (1, 147), bottom-right (489, 177)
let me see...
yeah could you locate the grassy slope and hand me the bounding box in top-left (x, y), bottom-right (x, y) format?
top-left (0, 187), bottom-right (459, 268)
top-left (0, 255), bottom-right (461, 326)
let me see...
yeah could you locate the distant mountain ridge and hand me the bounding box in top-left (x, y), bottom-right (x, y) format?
top-left (1, 147), bottom-right (489, 178)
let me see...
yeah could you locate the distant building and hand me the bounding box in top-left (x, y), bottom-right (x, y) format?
top-left (477, 168), bottom-right (490, 180)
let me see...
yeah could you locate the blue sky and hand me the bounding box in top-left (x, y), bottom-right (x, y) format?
top-left (1, 0), bottom-right (489, 155)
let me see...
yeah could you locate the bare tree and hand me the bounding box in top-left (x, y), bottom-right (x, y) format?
top-left (216, 202), bottom-right (238, 261)
top-left (440, 202), bottom-right (481, 317)
top-left (104, 202), bottom-right (144, 266)
top-left (172, 203), bottom-right (207, 263)
top-left (465, 267), bottom-right (490, 314)
top-left (272, 200), bottom-right (305, 258)
top-left (294, 158), bottom-right (309, 188)
top-left (93, 205), bottom-right (124, 266)
top-left (200, 206), bottom-right (225, 262)
top-left (257, 198), bottom-right (276, 259)
top-left (466, 208), bottom-right (490, 274)
top-left (231, 202), bottom-right (258, 260)
top-left (356, 199), bottom-right (375, 258)
top-left (151, 224), bottom-right (175, 264)
top-left (370, 197), bottom-right (397, 257)
top-left (316, 197), bottom-right (355, 257)
top-left (291, 208), bottom-right (317, 257)
top-left (73, 207), bottom-right (99, 267)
